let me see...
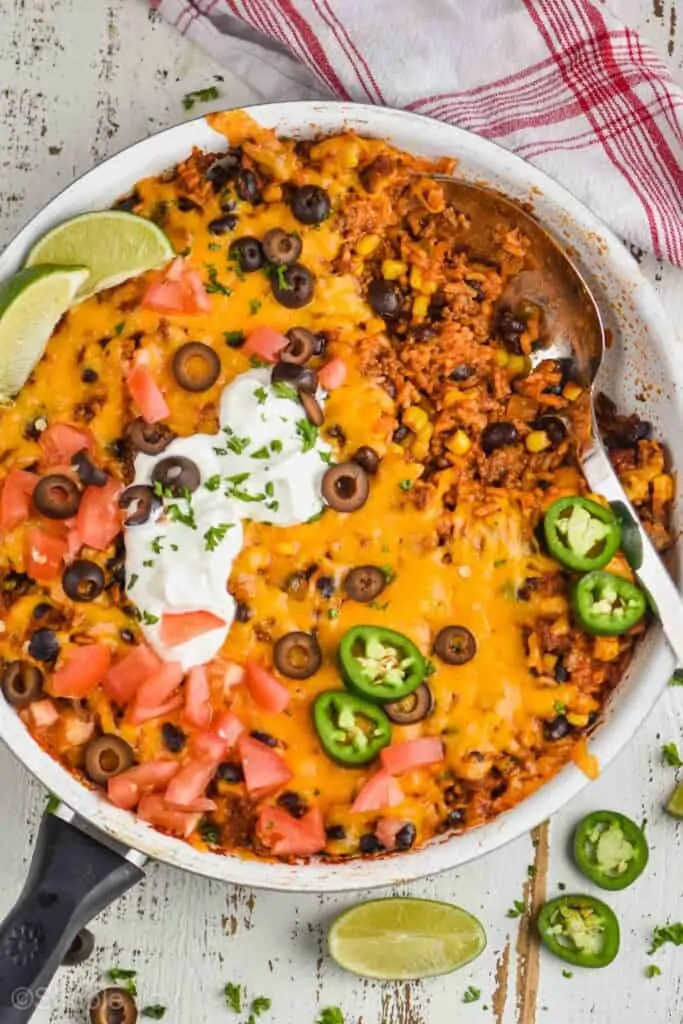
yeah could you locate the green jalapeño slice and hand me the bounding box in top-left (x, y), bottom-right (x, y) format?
top-left (573, 810), bottom-right (648, 890)
top-left (313, 690), bottom-right (392, 765)
top-left (544, 496), bottom-right (622, 572)
top-left (338, 625), bottom-right (427, 703)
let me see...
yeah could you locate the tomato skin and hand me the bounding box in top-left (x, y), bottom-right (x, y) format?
top-left (107, 759), bottom-right (179, 810)
top-left (103, 644), bottom-right (161, 705)
top-left (39, 423), bottom-right (92, 465)
top-left (242, 326), bottom-right (289, 363)
top-left (238, 735), bottom-right (293, 795)
top-left (50, 644), bottom-right (112, 699)
top-left (0, 470), bottom-right (38, 530)
top-left (244, 660), bottom-right (290, 713)
top-left (133, 661), bottom-right (184, 711)
top-left (257, 806), bottom-right (326, 856)
top-left (318, 357), bottom-right (347, 390)
top-left (190, 711), bottom-right (245, 762)
top-left (350, 770), bottom-right (403, 813)
top-left (127, 362), bottom-right (170, 424)
top-left (141, 257), bottom-right (211, 315)
top-left (164, 759), bottom-right (218, 810)
top-left (183, 665), bottom-right (212, 729)
top-left (24, 527), bottom-right (68, 582)
top-left (138, 793), bottom-right (202, 837)
top-left (127, 694), bottom-right (183, 726)
top-left (380, 737), bottom-right (444, 775)
top-left (160, 610), bottom-right (226, 647)
top-left (76, 479), bottom-right (122, 551)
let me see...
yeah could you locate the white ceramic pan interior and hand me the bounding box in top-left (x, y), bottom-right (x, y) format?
top-left (0, 101), bottom-right (680, 892)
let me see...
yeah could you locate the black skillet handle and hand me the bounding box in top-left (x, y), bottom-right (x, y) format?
top-left (0, 812), bottom-right (144, 1023)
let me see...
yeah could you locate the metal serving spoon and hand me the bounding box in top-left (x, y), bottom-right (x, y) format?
top-left (438, 179), bottom-right (683, 664)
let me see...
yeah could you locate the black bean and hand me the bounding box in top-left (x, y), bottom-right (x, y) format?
top-left (81, 368), bottom-right (98, 384)
top-left (465, 279), bottom-right (485, 300)
top-left (251, 730), bottom-right (278, 748)
top-left (544, 715), bottom-right (571, 741)
top-left (554, 659), bottom-right (570, 683)
top-left (1, 571), bottom-right (34, 596)
top-left (315, 576), bottom-right (335, 599)
top-left (161, 722), bottom-right (187, 753)
top-left (235, 601), bottom-right (252, 623)
top-left (495, 309), bottom-right (527, 353)
top-left (23, 420), bottom-right (43, 441)
top-left (395, 823), bottom-right (417, 850)
top-left (359, 834), bottom-right (384, 854)
top-left (28, 628), bottom-right (59, 663)
top-left (177, 195), bottom-right (202, 213)
top-left (411, 325), bottom-right (437, 343)
top-left (206, 149), bottom-right (242, 190)
top-left (392, 424), bottom-right (410, 444)
top-left (444, 808), bottom-right (465, 828)
top-left (114, 191), bottom-right (140, 212)
top-left (208, 214), bottom-right (238, 235)
top-left (277, 791), bottom-right (308, 819)
top-left (481, 422), bottom-right (519, 453)
top-left (449, 363), bottom-right (475, 382)
top-left (217, 762), bottom-right (244, 783)
top-left (119, 629), bottom-right (136, 645)
top-left (368, 279), bottom-right (403, 318)
top-left (33, 602), bottom-right (53, 620)
top-left (325, 824), bottom-right (346, 841)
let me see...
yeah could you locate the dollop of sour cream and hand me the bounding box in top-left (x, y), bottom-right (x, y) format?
top-left (124, 368), bottom-right (331, 670)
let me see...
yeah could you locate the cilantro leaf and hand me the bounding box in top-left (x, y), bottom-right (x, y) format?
top-left (224, 330), bottom-right (245, 348)
top-left (662, 742), bottom-right (683, 767)
top-left (224, 981), bottom-right (242, 1012)
top-left (254, 386), bottom-right (268, 404)
top-left (646, 964), bottom-right (662, 978)
top-left (107, 968), bottom-right (137, 996)
top-left (272, 381), bottom-right (298, 402)
top-left (142, 1007), bottom-right (167, 1020)
top-left (399, 478), bottom-right (414, 492)
top-left (649, 922), bottom-right (683, 954)
top-left (203, 523), bottom-right (234, 552)
top-left (249, 298), bottom-right (262, 315)
top-left (141, 611), bottom-right (159, 626)
top-left (205, 474), bottom-right (222, 492)
top-left (250, 996), bottom-right (272, 1017)
top-left (296, 418), bottom-right (318, 452)
top-left (317, 1010), bottom-right (344, 1024)
top-left (182, 85), bottom-right (219, 110)
top-left (250, 446), bottom-right (270, 460)
top-left (205, 264), bottom-right (232, 296)
top-left (463, 986), bottom-right (480, 1004)
top-left (506, 899), bottom-right (525, 918)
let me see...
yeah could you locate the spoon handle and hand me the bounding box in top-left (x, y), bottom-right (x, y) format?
top-left (581, 437), bottom-right (683, 665)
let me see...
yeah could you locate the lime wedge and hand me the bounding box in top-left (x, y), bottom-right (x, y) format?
top-left (327, 897), bottom-right (487, 980)
top-left (0, 265), bottom-right (89, 400)
top-left (666, 783), bottom-right (683, 818)
top-left (25, 211), bottom-right (174, 299)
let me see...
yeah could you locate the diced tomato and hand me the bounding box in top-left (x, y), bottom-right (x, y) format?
top-left (103, 644), bottom-right (161, 705)
top-left (160, 610), bottom-right (226, 648)
top-left (350, 770), bottom-right (404, 813)
top-left (64, 523), bottom-right (84, 564)
top-left (107, 759), bottom-right (179, 810)
top-left (141, 257), bottom-right (211, 316)
top-left (59, 714), bottom-right (96, 747)
top-left (39, 423), bottom-right (92, 465)
top-left (238, 735), bottom-right (293, 796)
top-left (380, 737), bottom-right (444, 775)
top-left (212, 710), bottom-right (245, 747)
top-left (25, 527), bottom-right (68, 582)
top-left (128, 694), bottom-right (183, 726)
top-left (257, 806), bottom-right (326, 857)
top-left (126, 361), bottom-right (170, 425)
top-left (190, 711), bottom-right (244, 762)
top-left (164, 759), bottom-right (218, 809)
top-left (183, 666), bottom-right (212, 729)
top-left (242, 326), bottom-right (288, 363)
top-left (27, 699), bottom-right (59, 730)
top-left (0, 470), bottom-right (38, 530)
top-left (209, 658), bottom-right (245, 693)
top-left (375, 817), bottom-right (410, 851)
top-left (137, 793), bottom-right (201, 837)
top-left (76, 478), bottom-right (122, 551)
top-left (133, 661), bottom-right (184, 710)
top-left (318, 357), bottom-right (347, 390)
top-left (244, 660), bottom-right (290, 714)
top-left (50, 644), bottom-right (111, 699)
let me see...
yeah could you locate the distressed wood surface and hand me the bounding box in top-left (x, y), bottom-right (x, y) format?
top-left (0, 2), bottom-right (681, 1021)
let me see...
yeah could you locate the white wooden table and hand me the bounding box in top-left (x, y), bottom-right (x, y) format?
top-left (0, 2), bottom-right (682, 1021)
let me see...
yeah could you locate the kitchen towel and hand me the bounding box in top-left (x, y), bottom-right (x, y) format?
top-left (151, 0), bottom-right (683, 266)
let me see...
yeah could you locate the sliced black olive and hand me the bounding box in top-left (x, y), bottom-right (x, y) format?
top-left (125, 418), bottom-right (176, 456)
top-left (217, 762), bottom-right (244, 783)
top-left (151, 456), bottom-right (201, 496)
top-left (84, 735), bottom-right (134, 785)
top-left (351, 446), bottom-right (380, 475)
top-left (235, 168), bottom-right (261, 204)
top-left (544, 715), bottom-right (572, 741)
top-left (172, 341), bottom-right (221, 392)
top-left (434, 625), bottom-right (477, 665)
top-left (206, 148), bottom-right (242, 189)
top-left (277, 791), bottom-right (308, 818)
top-left (28, 628), bottom-right (59, 663)
top-left (90, 987), bottom-right (138, 1024)
top-left (385, 683), bottom-right (434, 724)
top-left (271, 361), bottom-right (317, 394)
top-left (118, 485), bottom-right (160, 527)
top-left (1, 661), bottom-right (44, 707)
top-left (62, 927), bottom-right (95, 966)
top-left (263, 228), bottom-right (303, 266)
top-left (343, 565), bottom-right (386, 603)
top-left (271, 263), bottom-right (315, 309)
top-left (273, 631), bottom-right (322, 679)
top-left (33, 474), bottom-right (81, 520)
top-left (321, 462), bottom-right (369, 513)
top-left (481, 422), bottom-right (519, 454)
top-left (281, 327), bottom-right (317, 364)
top-left (368, 279), bottom-right (403, 318)
top-left (62, 560), bottom-right (105, 602)
top-left (71, 449), bottom-right (108, 488)
top-left (300, 391), bottom-right (324, 427)
top-left (290, 184), bottom-right (331, 225)
top-left (208, 214), bottom-right (238, 235)
top-left (395, 822), bottom-right (417, 850)
top-left (228, 235), bottom-right (264, 272)
top-left (161, 722), bottom-right (186, 753)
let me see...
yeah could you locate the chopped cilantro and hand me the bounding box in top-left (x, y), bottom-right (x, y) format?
top-left (142, 1007), bottom-right (167, 1020)
top-left (306, 509), bottom-right (325, 523)
top-left (128, 573), bottom-right (139, 590)
top-left (558, 882), bottom-right (567, 891)
top-left (527, 864), bottom-right (537, 879)
top-left (45, 792), bottom-right (60, 814)
top-left (249, 355), bottom-right (269, 368)
top-left (296, 418), bottom-right (318, 452)
top-left (182, 85), bottom-right (219, 110)
top-left (649, 922), bottom-right (683, 954)
top-left (662, 742), bottom-right (683, 767)
top-left (264, 481), bottom-right (275, 497)
top-left (493, 558), bottom-right (507, 567)
top-left (254, 386), bottom-right (268, 404)
top-left (207, 242), bottom-right (222, 252)
top-left (553, 701), bottom-right (567, 715)
top-left (270, 439), bottom-right (283, 454)
top-left (368, 600), bottom-right (389, 611)
top-left (224, 330), bottom-right (245, 348)
top-left (463, 986), bottom-right (480, 1004)
top-left (317, 1010), bottom-right (344, 1024)
top-left (224, 428), bottom-right (251, 454)
top-left (272, 381), bottom-right (298, 402)
top-left (251, 446), bottom-right (270, 460)
top-left (205, 474), bottom-right (222, 492)
top-left (646, 964), bottom-right (662, 978)
top-left (562, 970), bottom-right (573, 979)
top-left (423, 658), bottom-right (436, 676)
top-left (319, 450), bottom-right (333, 465)
top-left (328, 608), bottom-right (339, 620)
top-left (205, 264), bottom-right (232, 296)
top-left (265, 261), bottom-right (291, 291)
top-left (399, 479), bottom-right (414, 492)
top-left (170, 543), bottom-right (179, 552)
top-left (204, 523), bottom-right (234, 552)
top-left (265, 499), bottom-right (280, 513)
top-left (249, 298), bottom-right (262, 315)
top-left (152, 480), bottom-right (173, 499)
top-left (166, 502), bottom-right (197, 529)
top-left (142, 559), bottom-right (155, 569)
top-left (141, 611), bottom-right (159, 626)
top-left (199, 818), bottom-right (220, 844)
top-left (107, 968), bottom-right (137, 996)
top-left (224, 472), bottom-right (250, 486)
top-left (224, 982), bottom-right (242, 1013)
top-left (229, 259), bottom-right (247, 282)
top-left (151, 536), bottom-right (164, 555)
top-left (113, 321), bottom-right (125, 336)
top-left (506, 900), bottom-right (525, 918)
top-left (250, 996), bottom-right (272, 1017)
top-left (380, 563), bottom-right (396, 583)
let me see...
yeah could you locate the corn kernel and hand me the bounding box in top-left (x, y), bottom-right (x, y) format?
top-left (274, 541), bottom-right (297, 556)
top-left (382, 259), bottom-right (407, 280)
top-left (412, 439), bottom-right (430, 461)
top-left (539, 595), bottom-right (569, 616)
top-left (262, 182), bottom-right (282, 203)
top-left (367, 317), bottom-right (386, 334)
top-left (563, 382), bottom-right (583, 402)
top-left (403, 406), bottom-right (429, 432)
top-left (355, 233), bottom-right (381, 257)
top-left (593, 636), bottom-right (620, 662)
top-left (340, 142), bottom-right (359, 168)
top-left (653, 473), bottom-right (674, 504)
top-left (420, 280), bottom-right (438, 295)
top-left (526, 430), bottom-right (552, 453)
top-left (495, 349), bottom-right (510, 367)
top-left (447, 429), bottom-right (472, 456)
top-left (543, 653), bottom-right (558, 673)
top-left (567, 713), bottom-right (590, 727)
top-left (412, 295), bottom-right (429, 321)
top-left (508, 354), bottom-right (531, 378)
top-left (409, 266), bottom-right (423, 291)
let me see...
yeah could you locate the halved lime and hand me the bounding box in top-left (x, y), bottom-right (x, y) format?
top-left (0, 265), bottom-right (89, 400)
top-left (327, 897), bottom-right (487, 980)
top-left (666, 782), bottom-right (683, 818)
top-left (25, 211), bottom-right (174, 299)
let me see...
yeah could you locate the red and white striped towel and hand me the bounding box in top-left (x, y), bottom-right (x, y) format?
top-left (151, 0), bottom-right (683, 266)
